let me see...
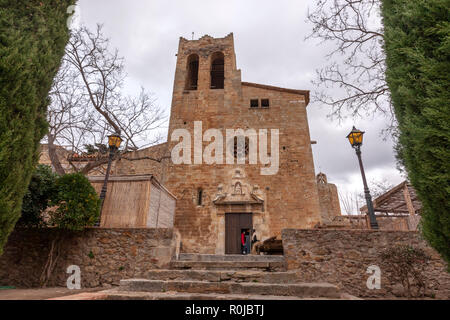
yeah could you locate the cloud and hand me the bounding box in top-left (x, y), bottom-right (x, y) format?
top-left (76, 0), bottom-right (403, 205)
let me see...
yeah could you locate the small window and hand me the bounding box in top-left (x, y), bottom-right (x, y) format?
top-left (261, 99), bottom-right (270, 108)
top-left (250, 99), bottom-right (259, 108)
top-left (197, 188), bottom-right (203, 206)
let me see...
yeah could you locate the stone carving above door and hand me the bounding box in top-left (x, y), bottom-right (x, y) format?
top-left (213, 169), bottom-right (264, 205)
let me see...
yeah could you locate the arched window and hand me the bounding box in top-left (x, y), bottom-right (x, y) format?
top-left (210, 52), bottom-right (224, 89)
top-left (186, 54), bottom-right (199, 90)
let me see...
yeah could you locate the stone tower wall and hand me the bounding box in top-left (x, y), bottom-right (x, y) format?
top-left (164, 34), bottom-right (322, 253)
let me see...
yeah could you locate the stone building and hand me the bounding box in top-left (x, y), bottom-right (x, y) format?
top-left (113, 33), bottom-right (342, 254)
top-left (316, 173), bottom-right (341, 224)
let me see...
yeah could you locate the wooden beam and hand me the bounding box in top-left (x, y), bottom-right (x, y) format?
top-left (391, 201), bottom-right (407, 210)
top-left (403, 184), bottom-right (416, 215)
top-left (373, 208), bottom-right (410, 214)
top-left (88, 174), bottom-right (153, 182)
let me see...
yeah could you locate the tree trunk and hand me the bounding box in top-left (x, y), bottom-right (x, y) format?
top-left (40, 231), bottom-right (64, 287)
top-left (47, 134), bottom-right (66, 175)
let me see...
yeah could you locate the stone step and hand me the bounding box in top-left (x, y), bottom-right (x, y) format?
top-left (170, 260), bottom-right (285, 271)
top-left (103, 290), bottom-right (352, 300)
top-left (178, 253), bottom-right (284, 263)
top-left (119, 279), bottom-right (341, 299)
top-left (146, 269), bottom-right (300, 283)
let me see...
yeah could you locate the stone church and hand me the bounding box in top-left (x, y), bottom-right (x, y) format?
top-left (111, 33), bottom-right (341, 254)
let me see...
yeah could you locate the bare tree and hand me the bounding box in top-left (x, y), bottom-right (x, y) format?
top-left (368, 178), bottom-right (395, 198)
top-left (46, 25), bottom-right (167, 175)
top-left (306, 0), bottom-right (395, 128)
top-left (357, 177), bottom-right (395, 206)
top-left (339, 190), bottom-right (362, 215)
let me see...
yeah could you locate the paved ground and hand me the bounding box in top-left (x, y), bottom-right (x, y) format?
top-left (0, 287), bottom-right (361, 300)
top-left (0, 287), bottom-right (104, 300)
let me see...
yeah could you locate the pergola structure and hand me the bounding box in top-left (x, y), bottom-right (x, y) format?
top-left (360, 180), bottom-right (421, 216)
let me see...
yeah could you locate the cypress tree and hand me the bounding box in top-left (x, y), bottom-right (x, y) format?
top-left (382, 0), bottom-right (450, 263)
top-left (0, 0), bottom-right (75, 254)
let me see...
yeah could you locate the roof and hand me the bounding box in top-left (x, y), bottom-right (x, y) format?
top-left (360, 180), bottom-right (421, 215)
top-left (241, 82), bottom-right (310, 106)
top-left (88, 174), bottom-right (177, 200)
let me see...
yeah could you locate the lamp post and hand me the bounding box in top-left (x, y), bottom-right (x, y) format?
top-left (96, 133), bottom-right (122, 226)
top-left (346, 126), bottom-right (379, 230)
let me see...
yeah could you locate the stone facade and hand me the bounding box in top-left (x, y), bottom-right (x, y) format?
top-left (113, 34), bottom-right (338, 254)
top-left (115, 142), bottom-right (169, 182)
top-left (0, 228), bottom-right (175, 288)
top-left (316, 173), bottom-right (341, 224)
top-left (281, 229), bottom-right (450, 299)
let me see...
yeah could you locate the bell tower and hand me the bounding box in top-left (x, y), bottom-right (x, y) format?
top-left (168, 33), bottom-right (242, 136)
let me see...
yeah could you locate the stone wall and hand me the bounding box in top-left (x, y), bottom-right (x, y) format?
top-left (376, 215), bottom-right (410, 231)
top-left (323, 215), bottom-right (420, 231)
top-left (114, 142), bottom-right (169, 182)
top-left (281, 229), bottom-right (450, 299)
top-left (0, 228), bottom-right (175, 288)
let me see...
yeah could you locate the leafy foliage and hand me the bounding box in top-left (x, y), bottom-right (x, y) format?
top-left (380, 245), bottom-right (431, 297)
top-left (0, 0), bottom-right (75, 254)
top-left (18, 165), bottom-right (58, 228)
top-left (49, 173), bottom-right (101, 231)
top-left (382, 0), bottom-right (450, 264)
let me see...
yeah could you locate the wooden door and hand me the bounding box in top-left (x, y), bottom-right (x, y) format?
top-left (225, 213), bottom-right (252, 254)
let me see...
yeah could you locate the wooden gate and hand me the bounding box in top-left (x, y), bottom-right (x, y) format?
top-left (225, 213), bottom-right (252, 254)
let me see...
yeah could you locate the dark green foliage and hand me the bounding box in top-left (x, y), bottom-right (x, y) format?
top-left (0, 0), bottom-right (75, 253)
top-left (84, 143), bottom-right (108, 155)
top-left (49, 173), bottom-right (100, 231)
top-left (18, 165), bottom-right (58, 227)
top-left (382, 0), bottom-right (450, 264)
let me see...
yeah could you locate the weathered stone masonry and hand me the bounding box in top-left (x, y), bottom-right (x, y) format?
top-left (2, 228), bottom-right (449, 298)
top-left (281, 229), bottom-right (450, 299)
top-left (0, 228), bottom-right (175, 288)
top-left (113, 33), bottom-right (343, 254)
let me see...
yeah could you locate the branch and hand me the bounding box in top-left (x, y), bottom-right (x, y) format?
top-left (306, 0), bottom-right (393, 123)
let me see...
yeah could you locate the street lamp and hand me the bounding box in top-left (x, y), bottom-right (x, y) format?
top-left (96, 133), bottom-right (122, 226)
top-left (346, 126), bottom-right (379, 230)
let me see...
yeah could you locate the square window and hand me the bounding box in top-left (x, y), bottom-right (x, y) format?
top-left (250, 99), bottom-right (259, 108)
top-left (261, 99), bottom-right (270, 108)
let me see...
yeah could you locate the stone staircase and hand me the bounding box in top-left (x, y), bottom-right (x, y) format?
top-left (170, 253), bottom-right (286, 271)
top-left (101, 254), bottom-right (357, 300)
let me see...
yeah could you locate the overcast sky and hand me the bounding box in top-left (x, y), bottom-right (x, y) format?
top-left (76, 0), bottom-right (405, 213)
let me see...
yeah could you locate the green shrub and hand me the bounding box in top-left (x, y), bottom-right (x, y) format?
top-left (0, 0), bottom-right (75, 254)
top-left (380, 245), bottom-right (431, 297)
top-left (18, 165), bottom-right (58, 228)
top-left (49, 173), bottom-right (100, 231)
top-left (382, 0), bottom-right (450, 264)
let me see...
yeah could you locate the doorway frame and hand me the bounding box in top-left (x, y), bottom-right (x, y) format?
top-left (225, 212), bottom-right (253, 254)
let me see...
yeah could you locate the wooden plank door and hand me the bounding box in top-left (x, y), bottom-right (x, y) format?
top-left (225, 213), bottom-right (252, 254)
